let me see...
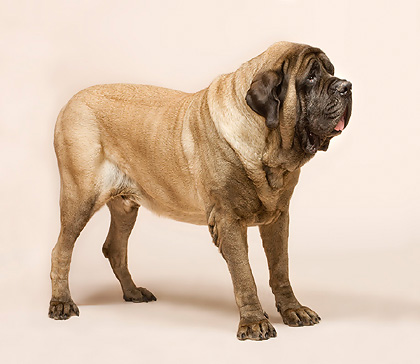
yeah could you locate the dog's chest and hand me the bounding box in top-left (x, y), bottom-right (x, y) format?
top-left (219, 165), bottom-right (300, 226)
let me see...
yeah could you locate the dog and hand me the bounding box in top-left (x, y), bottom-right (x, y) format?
top-left (49, 41), bottom-right (352, 341)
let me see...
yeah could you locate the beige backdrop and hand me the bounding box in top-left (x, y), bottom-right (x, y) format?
top-left (1, 0), bottom-right (419, 363)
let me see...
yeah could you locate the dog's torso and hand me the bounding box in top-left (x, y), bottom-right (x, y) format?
top-left (55, 80), bottom-right (302, 227)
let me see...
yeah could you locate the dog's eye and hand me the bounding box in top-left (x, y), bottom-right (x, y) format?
top-left (307, 62), bottom-right (319, 84)
top-left (307, 74), bottom-right (316, 82)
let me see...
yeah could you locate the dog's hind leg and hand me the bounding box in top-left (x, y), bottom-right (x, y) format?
top-left (102, 196), bottom-right (156, 303)
top-left (49, 101), bottom-right (110, 319)
top-left (49, 186), bottom-right (103, 320)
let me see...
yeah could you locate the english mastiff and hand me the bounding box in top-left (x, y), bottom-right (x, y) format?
top-left (49, 41), bottom-right (352, 340)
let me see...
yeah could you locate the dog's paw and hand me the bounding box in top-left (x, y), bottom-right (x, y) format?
top-left (48, 299), bottom-right (79, 320)
top-left (280, 306), bottom-right (321, 327)
top-left (237, 319), bottom-right (277, 341)
top-left (123, 287), bottom-right (157, 303)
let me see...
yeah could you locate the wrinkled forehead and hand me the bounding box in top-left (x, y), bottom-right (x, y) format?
top-left (266, 44), bottom-right (335, 78)
top-left (297, 47), bottom-right (335, 76)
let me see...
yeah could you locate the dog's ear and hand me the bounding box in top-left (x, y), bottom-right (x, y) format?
top-left (246, 69), bottom-right (285, 129)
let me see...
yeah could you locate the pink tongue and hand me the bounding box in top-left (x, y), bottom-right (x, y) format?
top-left (334, 117), bottom-right (345, 131)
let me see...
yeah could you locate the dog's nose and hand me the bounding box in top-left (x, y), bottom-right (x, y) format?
top-left (334, 80), bottom-right (352, 96)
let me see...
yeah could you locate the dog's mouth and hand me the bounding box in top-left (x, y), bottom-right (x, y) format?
top-left (303, 106), bottom-right (350, 155)
top-left (306, 129), bottom-right (321, 154)
top-left (330, 106), bottom-right (350, 136)
top-left (334, 111), bottom-right (346, 132)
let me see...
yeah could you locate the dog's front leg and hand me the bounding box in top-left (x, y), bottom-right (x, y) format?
top-left (209, 212), bottom-right (276, 341)
top-left (259, 210), bottom-right (321, 327)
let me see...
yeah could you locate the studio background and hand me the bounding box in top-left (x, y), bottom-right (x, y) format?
top-left (1, 0), bottom-right (419, 363)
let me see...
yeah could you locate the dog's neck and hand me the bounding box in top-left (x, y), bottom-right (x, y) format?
top-left (255, 126), bottom-right (313, 194)
top-left (262, 129), bottom-right (314, 177)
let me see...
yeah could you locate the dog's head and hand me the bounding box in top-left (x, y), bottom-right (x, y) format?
top-left (245, 44), bottom-right (352, 154)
